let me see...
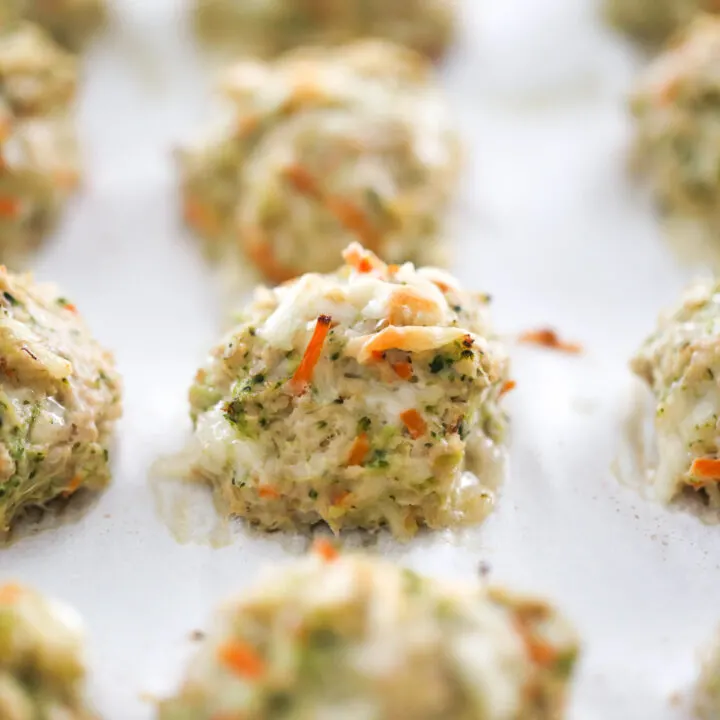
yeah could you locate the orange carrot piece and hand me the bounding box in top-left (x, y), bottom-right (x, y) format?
top-left (514, 618), bottom-right (558, 667)
top-left (62, 474), bottom-right (83, 498)
top-left (499, 380), bottom-right (516, 397)
top-left (524, 633), bottom-right (559, 666)
top-left (290, 315), bottom-right (332, 395)
top-left (218, 641), bottom-right (266, 680)
top-left (342, 243), bottom-right (386, 274)
top-left (283, 164), bottom-right (321, 198)
top-left (0, 583), bottom-right (23, 605)
top-left (0, 196), bottom-right (21, 219)
top-left (391, 361), bottom-right (413, 380)
top-left (313, 537), bottom-right (339, 562)
top-left (258, 485), bottom-right (280, 500)
top-left (237, 114), bottom-right (259, 138)
top-left (688, 457), bottom-right (720, 487)
top-left (326, 196), bottom-right (380, 250)
top-left (400, 409), bottom-right (427, 439)
top-left (243, 231), bottom-right (297, 284)
top-left (332, 490), bottom-right (352, 506)
top-left (184, 196), bottom-right (220, 238)
top-left (347, 433), bottom-right (370, 466)
top-left (518, 328), bottom-right (582, 354)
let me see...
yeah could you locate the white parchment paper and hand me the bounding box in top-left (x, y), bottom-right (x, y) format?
top-left (3, 0), bottom-right (718, 717)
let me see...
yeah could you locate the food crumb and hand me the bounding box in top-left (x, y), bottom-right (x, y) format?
top-left (518, 328), bottom-right (583, 354)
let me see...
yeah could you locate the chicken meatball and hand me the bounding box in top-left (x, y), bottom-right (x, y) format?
top-left (159, 550), bottom-right (579, 720)
top-left (4, 0), bottom-right (106, 52)
top-left (630, 15), bottom-right (720, 228)
top-left (0, 21), bottom-right (79, 264)
top-left (179, 40), bottom-right (459, 281)
top-left (0, 583), bottom-right (95, 720)
top-left (185, 243), bottom-right (508, 539)
top-left (193, 0), bottom-right (456, 61)
top-left (631, 279), bottom-right (720, 506)
top-left (0, 268), bottom-right (122, 533)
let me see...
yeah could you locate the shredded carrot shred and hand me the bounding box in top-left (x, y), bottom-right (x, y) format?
top-left (688, 457), bottom-right (720, 487)
top-left (290, 315), bottom-right (332, 394)
top-left (342, 242), bottom-right (386, 274)
top-left (313, 537), bottom-right (339, 562)
top-left (400, 409), bottom-right (427, 439)
top-left (237, 114), bottom-right (259, 138)
top-left (184, 196), bottom-right (221, 238)
top-left (347, 433), bottom-right (370, 466)
top-left (0, 583), bottom-right (23, 605)
top-left (514, 618), bottom-right (558, 667)
top-left (391, 361), bottom-right (413, 380)
top-left (243, 230), bottom-right (297, 284)
top-left (283, 164), bottom-right (321, 198)
top-left (62, 474), bottom-right (83, 498)
top-left (0, 196), bottom-right (21, 219)
top-left (218, 641), bottom-right (266, 680)
top-left (499, 380), bottom-right (516, 397)
top-left (332, 490), bottom-right (352, 506)
top-left (258, 485), bottom-right (281, 500)
top-left (518, 328), bottom-right (582, 354)
top-left (326, 196), bottom-right (380, 250)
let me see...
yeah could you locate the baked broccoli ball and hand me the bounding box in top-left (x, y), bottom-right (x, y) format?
top-left (603, 0), bottom-right (713, 45)
top-left (0, 268), bottom-right (122, 533)
top-left (19, 0), bottom-right (107, 52)
top-left (0, 22), bottom-right (77, 119)
top-left (0, 117), bottom-right (80, 266)
top-left (185, 243), bottom-right (508, 539)
top-left (631, 279), bottom-right (720, 507)
top-left (193, 0), bottom-right (456, 61)
top-left (179, 41), bottom-right (459, 281)
top-left (0, 583), bottom-right (95, 720)
top-left (630, 15), bottom-right (720, 228)
top-left (0, 21), bottom-right (79, 264)
top-left (159, 551), bottom-right (579, 720)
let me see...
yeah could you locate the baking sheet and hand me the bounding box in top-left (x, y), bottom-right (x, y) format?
top-left (2, 0), bottom-right (719, 717)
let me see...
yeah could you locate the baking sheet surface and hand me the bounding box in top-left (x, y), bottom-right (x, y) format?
top-left (2, 1), bottom-right (718, 717)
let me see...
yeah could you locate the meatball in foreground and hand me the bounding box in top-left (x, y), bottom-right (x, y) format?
top-left (193, 0), bottom-right (456, 60)
top-left (186, 244), bottom-right (509, 539)
top-left (179, 41), bottom-right (459, 282)
top-left (159, 551), bottom-right (579, 720)
top-left (0, 583), bottom-right (95, 720)
top-left (0, 268), bottom-right (122, 533)
top-left (630, 15), bottom-right (720, 228)
top-left (632, 279), bottom-right (720, 507)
